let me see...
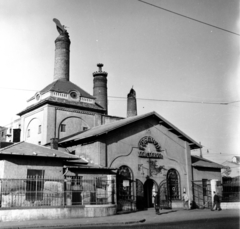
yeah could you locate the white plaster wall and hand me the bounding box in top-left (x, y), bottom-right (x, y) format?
top-left (20, 106), bottom-right (45, 144)
top-left (0, 160), bottom-right (5, 178)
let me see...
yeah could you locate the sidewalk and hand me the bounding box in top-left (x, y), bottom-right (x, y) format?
top-left (0, 208), bottom-right (239, 229)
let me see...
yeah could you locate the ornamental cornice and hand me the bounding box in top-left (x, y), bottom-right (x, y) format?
top-left (55, 107), bottom-right (95, 115)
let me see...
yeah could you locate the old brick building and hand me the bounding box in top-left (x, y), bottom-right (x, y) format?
top-left (1, 21), bottom-right (223, 215)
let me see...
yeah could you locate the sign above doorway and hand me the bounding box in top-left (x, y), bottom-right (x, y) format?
top-left (138, 136), bottom-right (164, 159)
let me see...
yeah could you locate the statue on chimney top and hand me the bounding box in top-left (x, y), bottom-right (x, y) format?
top-left (53, 18), bottom-right (68, 35)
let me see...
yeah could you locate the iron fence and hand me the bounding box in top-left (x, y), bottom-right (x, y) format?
top-left (222, 177), bottom-right (240, 202)
top-left (0, 176), bottom-right (116, 208)
top-left (222, 184), bottom-right (240, 202)
top-left (192, 180), bottom-right (212, 209)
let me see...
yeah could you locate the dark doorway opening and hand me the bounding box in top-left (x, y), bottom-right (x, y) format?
top-left (144, 179), bottom-right (158, 208)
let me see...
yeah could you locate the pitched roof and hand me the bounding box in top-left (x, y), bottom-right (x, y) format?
top-left (17, 96), bottom-right (105, 116)
top-left (0, 141), bottom-right (79, 160)
top-left (191, 155), bottom-right (224, 169)
top-left (59, 111), bottom-right (201, 150)
top-left (29, 80), bottom-right (95, 101)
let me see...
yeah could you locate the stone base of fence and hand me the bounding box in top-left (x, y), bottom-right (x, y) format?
top-left (0, 205), bottom-right (117, 222)
top-left (220, 202), bottom-right (240, 209)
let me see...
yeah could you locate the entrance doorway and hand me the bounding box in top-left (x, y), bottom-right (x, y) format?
top-left (143, 179), bottom-right (158, 208)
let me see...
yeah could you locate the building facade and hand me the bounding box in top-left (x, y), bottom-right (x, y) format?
top-left (59, 112), bottom-right (202, 210)
top-left (0, 20), bottom-right (224, 214)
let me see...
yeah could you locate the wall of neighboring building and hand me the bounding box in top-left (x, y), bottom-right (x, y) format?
top-left (102, 115), bottom-right (123, 125)
top-left (1, 120), bottom-right (21, 143)
top-left (56, 108), bottom-right (96, 139)
top-left (20, 106), bottom-right (45, 145)
top-left (192, 167), bottom-right (222, 181)
top-left (1, 155), bottom-right (63, 179)
top-left (73, 142), bottom-right (101, 165)
top-left (0, 127), bottom-right (7, 142)
top-left (222, 161), bottom-right (240, 177)
top-left (0, 160), bottom-right (5, 178)
top-left (20, 104), bottom-right (103, 145)
top-left (0, 156), bottom-right (64, 208)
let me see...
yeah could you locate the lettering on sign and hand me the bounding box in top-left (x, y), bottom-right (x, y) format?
top-left (138, 136), bottom-right (163, 159)
top-left (138, 151), bottom-right (163, 159)
top-left (138, 136), bottom-right (162, 152)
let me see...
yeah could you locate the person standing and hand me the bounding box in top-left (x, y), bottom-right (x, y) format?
top-left (182, 191), bottom-right (189, 209)
top-left (153, 191), bottom-right (160, 215)
top-left (211, 192), bottom-right (222, 211)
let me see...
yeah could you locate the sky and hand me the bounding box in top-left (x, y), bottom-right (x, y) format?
top-left (0, 0), bottom-right (239, 164)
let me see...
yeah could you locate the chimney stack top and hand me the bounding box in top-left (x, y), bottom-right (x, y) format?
top-left (97, 63), bottom-right (104, 72)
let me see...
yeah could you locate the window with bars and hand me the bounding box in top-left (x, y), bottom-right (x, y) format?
top-left (26, 169), bottom-right (45, 201)
top-left (117, 165), bottom-right (133, 200)
top-left (96, 177), bottom-right (107, 189)
top-left (167, 169), bottom-right (181, 200)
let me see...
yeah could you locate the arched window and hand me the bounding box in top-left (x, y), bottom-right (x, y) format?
top-left (117, 165), bottom-right (133, 209)
top-left (26, 118), bottom-right (41, 144)
top-left (167, 169), bottom-right (181, 200)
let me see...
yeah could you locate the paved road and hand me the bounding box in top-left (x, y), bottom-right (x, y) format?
top-left (30, 217), bottom-right (239, 229)
top-left (1, 208), bottom-right (239, 229)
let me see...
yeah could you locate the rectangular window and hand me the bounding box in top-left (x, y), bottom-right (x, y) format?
top-left (1, 132), bottom-right (3, 137)
top-left (60, 124), bottom-right (66, 132)
top-left (26, 169), bottom-right (44, 201)
top-left (27, 129), bottom-right (30, 137)
top-left (96, 177), bottom-right (107, 189)
top-left (38, 125), bottom-right (41, 134)
top-left (67, 176), bottom-right (83, 205)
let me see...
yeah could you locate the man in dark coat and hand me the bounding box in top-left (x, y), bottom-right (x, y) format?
top-left (211, 191), bottom-right (222, 211)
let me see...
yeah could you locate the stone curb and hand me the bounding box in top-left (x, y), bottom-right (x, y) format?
top-left (0, 219), bottom-right (146, 229)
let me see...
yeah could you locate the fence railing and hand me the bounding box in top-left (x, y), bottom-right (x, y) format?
top-left (222, 184), bottom-right (240, 202)
top-left (0, 177), bottom-right (116, 208)
top-left (222, 177), bottom-right (240, 202)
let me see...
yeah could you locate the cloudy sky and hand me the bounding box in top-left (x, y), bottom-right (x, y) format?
top-left (0, 0), bottom-right (239, 164)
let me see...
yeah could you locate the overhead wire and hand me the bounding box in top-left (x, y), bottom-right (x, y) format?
top-left (108, 96), bottom-right (239, 105)
top-left (138, 0), bottom-right (240, 36)
top-left (0, 86), bottom-right (239, 106)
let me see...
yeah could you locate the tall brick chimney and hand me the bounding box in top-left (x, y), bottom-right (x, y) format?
top-left (53, 31), bottom-right (71, 81)
top-left (93, 63), bottom-right (108, 114)
top-left (127, 87), bottom-right (137, 117)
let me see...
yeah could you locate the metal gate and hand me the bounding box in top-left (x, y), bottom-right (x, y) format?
top-left (136, 179), bottom-right (144, 210)
top-left (117, 166), bottom-right (135, 211)
top-left (159, 181), bottom-right (171, 209)
top-left (192, 179), bottom-right (212, 209)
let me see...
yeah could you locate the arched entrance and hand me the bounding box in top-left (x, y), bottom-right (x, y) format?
top-left (143, 179), bottom-right (158, 208)
top-left (117, 165), bottom-right (134, 211)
